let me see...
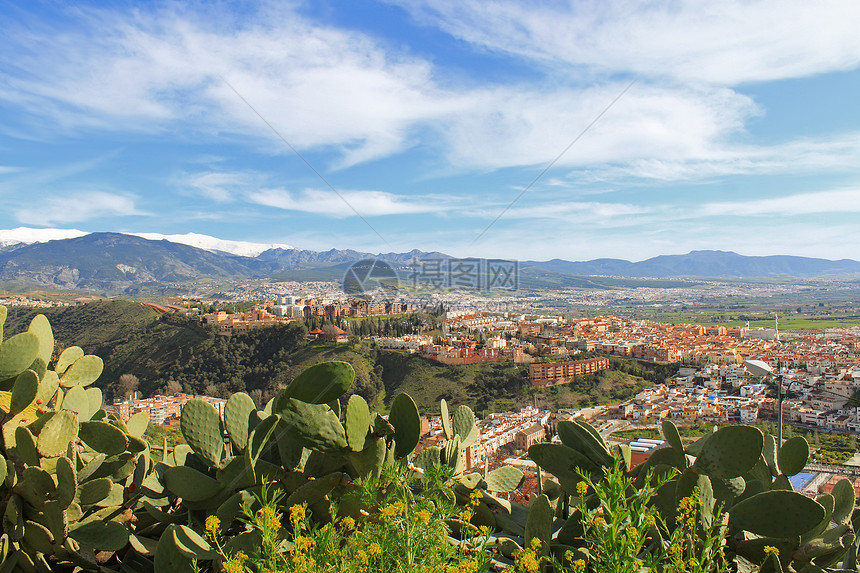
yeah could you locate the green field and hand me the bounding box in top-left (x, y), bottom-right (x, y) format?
top-left (627, 310), bottom-right (860, 330)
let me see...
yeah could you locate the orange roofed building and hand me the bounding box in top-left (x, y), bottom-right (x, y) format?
top-left (529, 357), bottom-right (610, 388)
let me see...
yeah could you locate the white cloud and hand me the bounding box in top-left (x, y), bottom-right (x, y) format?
top-left (393, 0), bottom-right (860, 85)
top-left (247, 188), bottom-right (449, 217)
top-left (504, 201), bottom-right (650, 222)
top-left (580, 132), bottom-right (860, 182)
top-left (2, 2), bottom-right (858, 188)
top-left (441, 83), bottom-right (756, 169)
top-left (16, 192), bottom-right (147, 225)
top-left (0, 5), bottom-right (468, 166)
top-left (178, 171), bottom-right (260, 202)
top-left (704, 188), bottom-right (860, 217)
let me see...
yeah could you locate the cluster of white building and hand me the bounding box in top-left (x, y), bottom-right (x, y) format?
top-left (613, 362), bottom-right (860, 433)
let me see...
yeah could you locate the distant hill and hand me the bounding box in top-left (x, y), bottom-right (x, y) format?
top-left (526, 250), bottom-right (860, 278)
top-left (0, 230), bottom-right (858, 293)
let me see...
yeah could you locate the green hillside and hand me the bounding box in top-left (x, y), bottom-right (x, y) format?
top-left (3, 300), bottom-right (660, 412)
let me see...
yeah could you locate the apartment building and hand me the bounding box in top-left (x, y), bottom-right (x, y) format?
top-left (529, 357), bottom-right (611, 388)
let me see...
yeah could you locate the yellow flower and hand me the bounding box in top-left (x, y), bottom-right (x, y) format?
top-left (222, 559), bottom-right (245, 573)
top-left (593, 516), bottom-right (605, 528)
top-left (222, 551), bottom-right (249, 573)
top-left (688, 557), bottom-right (700, 568)
top-left (367, 542), bottom-right (382, 556)
top-left (642, 515), bottom-right (656, 528)
top-left (257, 506), bottom-right (281, 531)
top-left (289, 504), bottom-right (306, 526)
top-left (340, 515), bottom-right (356, 530)
top-left (571, 559), bottom-right (586, 572)
top-left (530, 538), bottom-right (542, 550)
top-left (356, 549), bottom-right (369, 565)
top-left (576, 481), bottom-right (589, 495)
top-left (626, 525), bottom-right (639, 539)
top-left (458, 560), bottom-right (479, 573)
top-left (293, 536), bottom-right (316, 553)
top-left (764, 545), bottom-right (779, 556)
top-left (460, 509), bottom-right (474, 522)
top-left (205, 515), bottom-right (220, 537)
top-left (415, 509), bottom-right (432, 525)
top-left (517, 551), bottom-right (540, 573)
top-left (379, 501), bottom-right (405, 520)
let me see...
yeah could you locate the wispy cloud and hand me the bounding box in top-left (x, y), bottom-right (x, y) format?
top-left (2, 2), bottom-right (858, 183)
top-left (246, 188), bottom-right (451, 217)
top-left (16, 191), bottom-right (148, 225)
top-left (393, 0), bottom-right (860, 85)
top-left (704, 188), bottom-right (860, 217)
top-left (176, 171), bottom-right (261, 202)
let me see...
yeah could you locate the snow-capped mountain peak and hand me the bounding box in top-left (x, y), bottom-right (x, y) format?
top-left (128, 232), bottom-right (293, 257)
top-left (0, 227), bottom-right (88, 247)
top-left (0, 228), bottom-right (293, 257)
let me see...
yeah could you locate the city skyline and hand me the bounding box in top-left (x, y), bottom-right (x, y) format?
top-left (2, 1), bottom-right (860, 262)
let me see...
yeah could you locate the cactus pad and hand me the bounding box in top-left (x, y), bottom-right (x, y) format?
top-left (0, 332), bottom-right (40, 380)
top-left (55, 346), bottom-right (84, 375)
top-left (224, 392), bottom-right (256, 452)
top-left (180, 399), bottom-right (225, 466)
top-left (557, 420), bottom-right (613, 467)
top-left (452, 404), bottom-right (477, 446)
top-left (126, 411), bottom-right (149, 437)
top-left (17, 467), bottom-right (56, 507)
top-left (693, 425), bottom-right (763, 479)
top-left (69, 520), bottom-right (130, 552)
top-left (173, 525), bottom-right (218, 560)
top-left (528, 443), bottom-right (600, 492)
top-left (524, 494), bottom-right (553, 556)
top-left (163, 465), bottom-right (223, 502)
top-left (37, 410), bottom-right (79, 458)
top-left (285, 361), bottom-right (355, 404)
top-left (10, 369), bottom-right (38, 416)
top-left (389, 393), bottom-right (421, 459)
top-left (55, 456), bottom-right (77, 508)
top-left (275, 397), bottom-right (347, 454)
top-left (345, 394), bottom-right (371, 452)
top-left (413, 446), bottom-right (441, 471)
top-left (730, 490), bottom-right (825, 537)
top-left (79, 421), bottom-right (129, 456)
top-left (440, 398), bottom-right (453, 440)
top-left (777, 436), bottom-right (809, 477)
top-left (831, 478), bottom-right (854, 525)
top-left (61, 385), bottom-right (89, 418)
top-left (59, 355), bottom-right (103, 388)
top-left (485, 466), bottom-right (524, 492)
top-left (28, 314), bottom-right (54, 365)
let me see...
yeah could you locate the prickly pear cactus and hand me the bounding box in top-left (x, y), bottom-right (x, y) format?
top-left (0, 307), bottom-right (163, 570)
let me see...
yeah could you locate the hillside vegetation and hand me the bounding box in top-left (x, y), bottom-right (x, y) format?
top-left (5, 300), bottom-right (661, 412)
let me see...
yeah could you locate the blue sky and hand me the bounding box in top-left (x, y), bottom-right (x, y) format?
top-left (2, 0), bottom-right (860, 262)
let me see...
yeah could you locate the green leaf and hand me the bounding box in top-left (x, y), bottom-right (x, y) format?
top-left (285, 361), bottom-right (355, 404)
top-left (389, 393), bottom-right (421, 459)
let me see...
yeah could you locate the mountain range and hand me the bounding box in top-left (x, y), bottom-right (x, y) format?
top-left (0, 228), bottom-right (858, 293)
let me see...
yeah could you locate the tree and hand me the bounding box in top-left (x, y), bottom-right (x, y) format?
top-left (117, 374), bottom-right (139, 400)
top-left (163, 380), bottom-right (183, 395)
